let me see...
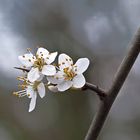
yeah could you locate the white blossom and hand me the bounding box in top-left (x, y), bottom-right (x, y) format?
top-left (18, 48), bottom-right (57, 82)
top-left (47, 54), bottom-right (89, 91)
top-left (13, 76), bottom-right (45, 112)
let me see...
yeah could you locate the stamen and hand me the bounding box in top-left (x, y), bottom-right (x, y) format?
top-left (63, 67), bottom-right (76, 80)
top-left (17, 76), bottom-right (25, 81)
top-left (13, 90), bottom-right (27, 98)
top-left (19, 93), bottom-right (27, 97)
top-left (27, 48), bottom-right (32, 53)
top-left (16, 90), bottom-right (26, 94)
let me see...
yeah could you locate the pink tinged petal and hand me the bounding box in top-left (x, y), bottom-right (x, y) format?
top-left (48, 85), bottom-right (58, 93)
top-left (74, 58), bottom-right (89, 74)
top-left (45, 52), bottom-right (58, 64)
top-left (47, 71), bottom-right (65, 84)
top-left (37, 82), bottom-right (45, 98)
top-left (18, 53), bottom-right (35, 67)
top-left (72, 74), bottom-right (85, 88)
top-left (58, 54), bottom-right (73, 71)
top-left (26, 86), bottom-right (34, 98)
top-left (57, 81), bottom-right (73, 91)
top-left (28, 92), bottom-right (37, 112)
top-left (42, 65), bottom-right (56, 76)
top-left (28, 68), bottom-right (40, 82)
top-left (36, 47), bottom-right (49, 58)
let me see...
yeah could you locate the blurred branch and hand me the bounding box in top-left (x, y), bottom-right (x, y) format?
top-left (85, 28), bottom-right (140, 140)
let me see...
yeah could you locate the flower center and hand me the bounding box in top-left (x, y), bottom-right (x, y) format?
top-left (63, 67), bottom-right (76, 80)
top-left (34, 57), bottom-right (45, 71)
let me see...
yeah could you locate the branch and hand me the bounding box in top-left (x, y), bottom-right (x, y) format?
top-left (14, 67), bottom-right (30, 72)
top-left (85, 28), bottom-right (140, 140)
top-left (83, 82), bottom-right (107, 100)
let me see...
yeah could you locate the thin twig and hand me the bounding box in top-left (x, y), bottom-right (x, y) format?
top-left (83, 82), bottom-right (107, 100)
top-left (85, 28), bottom-right (140, 140)
top-left (14, 67), bottom-right (30, 72)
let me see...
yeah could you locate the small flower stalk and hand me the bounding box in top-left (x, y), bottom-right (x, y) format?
top-left (13, 47), bottom-right (90, 112)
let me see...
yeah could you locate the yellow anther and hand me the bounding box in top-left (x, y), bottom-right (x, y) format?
top-left (63, 67), bottom-right (76, 80)
top-left (33, 57), bottom-right (45, 71)
top-left (27, 48), bottom-right (32, 52)
top-left (13, 92), bottom-right (16, 95)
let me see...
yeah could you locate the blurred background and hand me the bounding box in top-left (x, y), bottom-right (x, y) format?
top-left (0, 0), bottom-right (140, 140)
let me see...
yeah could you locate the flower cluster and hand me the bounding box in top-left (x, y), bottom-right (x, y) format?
top-left (13, 47), bottom-right (90, 112)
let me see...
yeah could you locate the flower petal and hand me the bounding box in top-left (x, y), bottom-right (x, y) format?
top-left (26, 86), bottom-right (34, 98)
top-left (37, 82), bottom-right (45, 98)
top-left (18, 53), bottom-right (35, 67)
top-left (57, 81), bottom-right (72, 91)
top-left (58, 54), bottom-right (73, 70)
top-left (28, 92), bottom-right (37, 112)
top-left (37, 74), bottom-right (44, 81)
top-left (47, 71), bottom-right (65, 84)
top-left (27, 68), bottom-right (40, 82)
top-left (45, 52), bottom-right (58, 64)
top-left (72, 74), bottom-right (85, 88)
top-left (48, 85), bottom-right (59, 93)
top-left (36, 47), bottom-right (49, 58)
top-left (42, 65), bottom-right (56, 76)
top-left (74, 58), bottom-right (89, 74)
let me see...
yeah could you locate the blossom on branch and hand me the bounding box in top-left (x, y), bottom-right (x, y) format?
top-left (13, 47), bottom-right (90, 112)
top-left (18, 48), bottom-right (57, 82)
top-left (47, 54), bottom-right (89, 91)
